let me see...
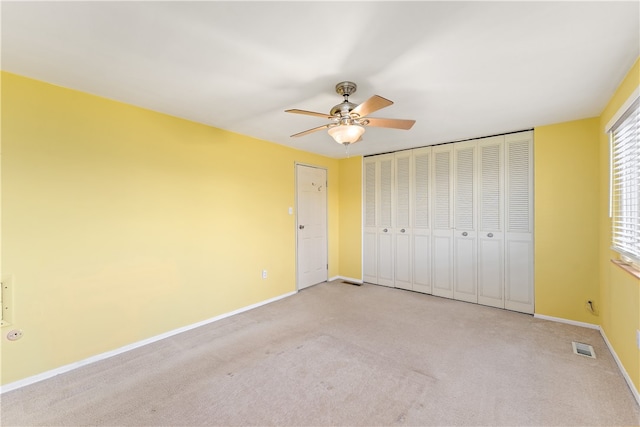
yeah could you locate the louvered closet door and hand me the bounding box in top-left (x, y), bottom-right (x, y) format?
top-left (477, 136), bottom-right (505, 309)
top-left (363, 158), bottom-right (378, 284)
top-left (412, 147), bottom-right (432, 294)
top-left (377, 154), bottom-right (395, 287)
top-left (432, 145), bottom-right (454, 298)
top-left (394, 151), bottom-right (412, 290)
top-left (504, 132), bottom-right (534, 314)
top-left (453, 141), bottom-right (478, 303)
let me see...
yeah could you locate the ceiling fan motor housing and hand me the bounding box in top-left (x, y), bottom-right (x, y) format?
top-left (330, 81), bottom-right (359, 117)
top-left (330, 101), bottom-right (357, 117)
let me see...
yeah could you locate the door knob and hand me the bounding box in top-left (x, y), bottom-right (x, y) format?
top-left (400, 229), bottom-right (406, 233)
top-left (487, 233), bottom-right (493, 238)
top-left (383, 228), bottom-right (388, 232)
top-left (462, 232), bottom-right (468, 236)
top-left (299, 225), bottom-right (305, 230)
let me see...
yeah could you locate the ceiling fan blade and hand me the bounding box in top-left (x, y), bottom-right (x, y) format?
top-left (365, 117), bottom-right (416, 130)
top-left (290, 124), bottom-right (331, 138)
top-left (285, 109), bottom-right (334, 119)
top-left (351, 95), bottom-right (393, 118)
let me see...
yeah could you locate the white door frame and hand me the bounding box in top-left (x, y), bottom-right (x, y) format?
top-left (295, 163), bottom-right (328, 290)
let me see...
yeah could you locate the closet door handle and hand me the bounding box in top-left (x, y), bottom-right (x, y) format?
top-left (400, 229), bottom-right (406, 233)
top-left (462, 232), bottom-right (468, 237)
top-left (487, 233), bottom-right (494, 238)
top-left (383, 228), bottom-right (388, 233)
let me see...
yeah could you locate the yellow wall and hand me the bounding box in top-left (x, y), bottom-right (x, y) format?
top-left (598, 58), bottom-right (640, 392)
top-left (535, 57), bottom-right (639, 392)
top-left (338, 156), bottom-right (363, 280)
top-left (448, 58), bottom-right (639, 393)
top-left (533, 119), bottom-right (601, 324)
top-left (0, 72), bottom-right (354, 385)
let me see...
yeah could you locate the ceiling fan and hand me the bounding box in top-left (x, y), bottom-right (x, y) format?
top-left (285, 81), bottom-right (416, 146)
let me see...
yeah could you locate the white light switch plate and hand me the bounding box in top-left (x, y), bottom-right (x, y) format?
top-left (637, 330), bottom-right (640, 349)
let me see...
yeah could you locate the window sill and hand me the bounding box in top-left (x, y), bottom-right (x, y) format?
top-left (611, 259), bottom-right (640, 280)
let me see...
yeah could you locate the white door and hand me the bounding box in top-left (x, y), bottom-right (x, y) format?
top-left (412, 147), bottom-right (432, 294)
top-left (296, 164), bottom-right (328, 290)
top-left (363, 159), bottom-right (378, 284)
top-left (394, 151), bottom-right (412, 290)
top-left (377, 155), bottom-right (395, 287)
top-left (504, 132), bottom-right (534, 313)
top-left (432, 145), bottom-right (454, 298)
top-left (453, 141), bottom-right (478, 303)
top-left (477, 136), bottom-right (505, 308)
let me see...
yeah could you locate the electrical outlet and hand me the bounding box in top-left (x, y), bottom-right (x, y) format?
top-left (262, 270), bottom-right (267, 279)
top-left (6, 329), bottom-right (23, 341)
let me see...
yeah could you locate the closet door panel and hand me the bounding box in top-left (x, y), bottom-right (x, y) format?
top-left (377, 156), bottom-right (395, 287)
top-left (433, 236), bottom-right (453, 297)
top-left (363, 231), bottom-right (377, 282)
top-left (504, 132), bottom-right (534, 313)
top-left (432, 146), bottom-right (454, 298)
top-left (453, 235), bottom-right (476, 301)
top-left (377, 232), bottom-right (394, 286)
top-left (478, 237), bottom-right (503, 302)
top-left (505, 236), bottom-right (534, 312)
top-left (394, 151), bottom-right (412, 290)
top-left (413, 234), bottom-right (430, 293)
top-left (363, 159), bottom-right (378, 284)
top-left (453, 142), bottom-right (477, 303)
top-left (477, 137), bottom-right (505, 308)
top-left (395, 232), bottom-right (412, 288)
top-left (413, 147), bottom-right (432, 294)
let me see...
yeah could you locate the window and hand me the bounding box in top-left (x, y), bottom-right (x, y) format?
top-left (609, 88), bottom-right (640, 265)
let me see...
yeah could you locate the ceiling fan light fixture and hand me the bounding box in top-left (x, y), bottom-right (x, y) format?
top-left (286, 81), bottom-right (415, 144)
top-left (328, 124), bottom-right (365, 145)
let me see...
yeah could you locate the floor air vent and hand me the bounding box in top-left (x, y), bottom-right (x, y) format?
top-left (572, 342), bottom-right (596, 358)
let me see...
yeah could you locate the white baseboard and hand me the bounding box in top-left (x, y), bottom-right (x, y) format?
top-left (0, 290), bottom-right (297, 394)
top-left (533, 313), bottom-right (600, 330)
top-left (600, 328), bottom-right (640, 407)
top-left (534, 313), bottom-right (640, 407)
top-left (329, 275), bottom-right (363, 284)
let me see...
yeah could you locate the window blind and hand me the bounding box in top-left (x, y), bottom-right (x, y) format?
top-left (611, 96), bottom-right (640, 263)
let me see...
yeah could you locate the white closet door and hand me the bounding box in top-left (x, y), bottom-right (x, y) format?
top-left (477, 137), bottom-right (505, 308)
top-left (413, 147), bottom-right (432, 294)
top-left (453, 141), bottom-right (478, 303)
top-left (362, 132), bottom-right (533, 314)
top-left (432, 145), bottom-right (454, 298)
top-left (504, 132), bottom-right (534, 314)
top-left (363, 158), bottom-right (378, 284)
top-left (377, 155), bottom-right (395, 287)
top-left (394, 151), bottom-right (412, 290)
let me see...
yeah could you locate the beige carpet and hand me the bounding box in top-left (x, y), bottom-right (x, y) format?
top-left (1, 281), bottom-right (639, 426)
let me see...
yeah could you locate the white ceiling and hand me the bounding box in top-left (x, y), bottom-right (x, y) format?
top-left (2, 1), bottom-right (639, 159)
